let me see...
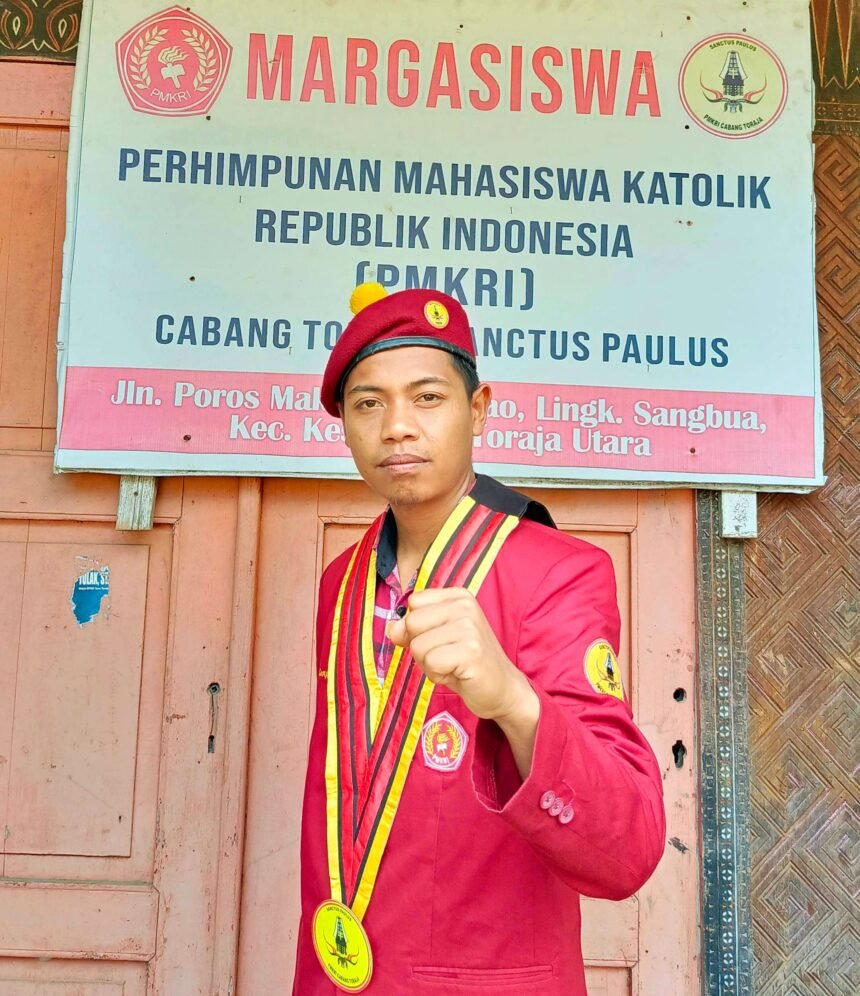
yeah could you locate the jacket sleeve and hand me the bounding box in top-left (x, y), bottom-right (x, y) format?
top-left (471, 545), bottom-right (666, 900)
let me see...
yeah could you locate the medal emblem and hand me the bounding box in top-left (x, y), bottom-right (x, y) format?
top-left (312, 901), bottom-right (373, 992)
top-left (421, 711), bottom-right (468, 771)
top-left (584, 640), bottom-right (625, 699)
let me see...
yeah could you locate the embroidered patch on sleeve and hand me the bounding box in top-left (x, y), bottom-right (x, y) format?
top-left (583, 640), bottom-right (625, 699)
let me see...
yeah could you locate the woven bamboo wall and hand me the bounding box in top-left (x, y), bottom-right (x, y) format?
top-left (746, 130), bottom-right (859, 995)
top-left (746, 6), bottom-right (859, 992)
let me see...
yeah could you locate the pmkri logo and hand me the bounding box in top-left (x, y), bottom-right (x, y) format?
top-left (679, 34), bottom-right (787, 139)
top-left (421, 712), bottom-right (468, 772)
top-left (116, 5), bottom-right (232, 117)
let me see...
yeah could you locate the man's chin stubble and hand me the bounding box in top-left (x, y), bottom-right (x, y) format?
top-left (386, 484), bottom-right (425, 508)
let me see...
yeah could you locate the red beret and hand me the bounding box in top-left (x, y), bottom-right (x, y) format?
top-left (320, 284), bottom-right (477, 416)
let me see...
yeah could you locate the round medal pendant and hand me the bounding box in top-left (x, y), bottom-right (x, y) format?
top-left (312, 900), bottom-right (373, 992)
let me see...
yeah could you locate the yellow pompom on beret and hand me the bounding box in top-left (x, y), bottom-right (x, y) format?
top-left (349, 281), bottom-right (388, 316)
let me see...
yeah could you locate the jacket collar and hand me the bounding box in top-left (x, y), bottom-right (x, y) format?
top-left (376, 474), bottom-right (555, 579)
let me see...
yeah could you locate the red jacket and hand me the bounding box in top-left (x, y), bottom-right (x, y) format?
top-left (293, 478), bottom-right (665, 995)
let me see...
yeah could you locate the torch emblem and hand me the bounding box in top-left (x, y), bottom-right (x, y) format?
top-left (116, 6), bottom-right (232, 117)
top-left (158, 45), bottom-right (188, 90)
top-left (679, 34), bottom-right (788, 139)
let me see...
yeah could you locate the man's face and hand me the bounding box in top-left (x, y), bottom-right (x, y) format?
top-left (340, 346), bottom-right (490, 507)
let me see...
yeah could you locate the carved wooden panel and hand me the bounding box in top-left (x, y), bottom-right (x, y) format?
top-left (0, 0), bottom-right (80, 62)
top-left (811, 0), bottom-right (860, 134)
top-left (745, 133), bottom-right (859, 996)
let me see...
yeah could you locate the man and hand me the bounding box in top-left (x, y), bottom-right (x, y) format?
top-left (293, 283), bottom-right (665, 995)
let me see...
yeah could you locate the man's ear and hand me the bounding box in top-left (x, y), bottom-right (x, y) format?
top-left (471, 383), bottom-right (492, 436)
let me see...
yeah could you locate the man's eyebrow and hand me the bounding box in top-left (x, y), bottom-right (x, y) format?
top-left (347, 376), bottom-right (451, 396)
top-left (407, 376), bottom-right (451, 389)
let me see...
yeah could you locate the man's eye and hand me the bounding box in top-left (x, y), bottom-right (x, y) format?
top-left (356, 398), bottom-right (380, 410)
top-left (418, 393), bottom-right (442, 403)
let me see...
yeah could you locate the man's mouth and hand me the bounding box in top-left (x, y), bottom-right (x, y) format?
top-left (378, 453), bottom-right (429, 469)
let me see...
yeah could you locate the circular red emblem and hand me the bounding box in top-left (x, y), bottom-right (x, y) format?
top-left (116, 5), bottom-right (232, 117)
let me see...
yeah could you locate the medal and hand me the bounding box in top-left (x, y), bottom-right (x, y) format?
top-left (314, 496), bottom-right (521, 989)
top-left (312, 900), bottom-right (373, 992)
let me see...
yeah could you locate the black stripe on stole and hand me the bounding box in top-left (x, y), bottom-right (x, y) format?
top-left (338, 533), bottom-right (375, 889)
top-left (357, 501), bottom-right (485, 816)
top-left (356, 543), bottom-right (374, 789)
top-left (348, 680), bottom-right (426, 908)
top-left (351, 505), bottom-right (509, 897)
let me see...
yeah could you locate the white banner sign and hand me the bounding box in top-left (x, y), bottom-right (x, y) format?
top-left (57, 0), bottom-right (823, 486)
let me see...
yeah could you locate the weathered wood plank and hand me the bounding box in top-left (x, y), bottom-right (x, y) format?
top-left (116, 476), bottom-right (158, 531)
top-left (0, 885), bottom-right (156, 960)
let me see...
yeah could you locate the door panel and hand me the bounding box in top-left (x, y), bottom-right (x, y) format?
top-left (585, 968), bottom-right (632, 996)
top-left (0, 122), bottom-right (65, 435)
top-left (1, 62), bottom-right (258, 993)
top-left (0, 959), bottom-right (146, 996)
top-left (240, 481), bottom-right (699, 994)
top-left (0, 457), bottom-right (258, 993)
top-left (4, 537), bottom-right (148, 858)
top-left (0, 519), bottom-right (170, 886)
top-left (0, 886), bottom-right (157, 960)
top-left (0, 510), bottom-right (168, 978)
top-left (0, 958), bottom-right (146, 996)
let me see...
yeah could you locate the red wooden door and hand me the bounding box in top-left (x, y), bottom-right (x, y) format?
top-left (0, 461), bottom-right (262, 995)
top-left (0, 63), bottom-right (259, 994)
top-left (239, 481), bottom-right (699, 994)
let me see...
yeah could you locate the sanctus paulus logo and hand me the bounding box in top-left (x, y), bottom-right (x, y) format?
top-left (678, 34), bottom-right (788, 139)
top-left (116, 5), bottom-right (232, 117)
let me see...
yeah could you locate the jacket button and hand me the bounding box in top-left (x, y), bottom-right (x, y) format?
top-left (559, 805), bottom-right (574, 825)
top-left (549, 798), bottom-right (564, 817)
top-left (539, 790), bottom-right (556, 810)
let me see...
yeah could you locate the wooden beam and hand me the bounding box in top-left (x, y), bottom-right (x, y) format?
top-left (116, 475), bottom-right (158, 531)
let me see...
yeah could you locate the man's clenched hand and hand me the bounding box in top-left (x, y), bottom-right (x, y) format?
top-left (386, 588), bottom-right (540, 776)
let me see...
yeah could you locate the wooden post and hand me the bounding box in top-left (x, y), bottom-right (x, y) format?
top-left (116, 475), bottom-right (158, 531)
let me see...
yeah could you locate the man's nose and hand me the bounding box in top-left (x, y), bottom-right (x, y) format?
top-left (381, 399), bottom-right (419, 441)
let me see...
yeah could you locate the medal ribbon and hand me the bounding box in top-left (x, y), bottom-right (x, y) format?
top-left (323, 495), bottom-right (519, 920)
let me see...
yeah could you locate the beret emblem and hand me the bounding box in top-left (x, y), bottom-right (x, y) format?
top-left (423, 300), bottom-right (450, 329)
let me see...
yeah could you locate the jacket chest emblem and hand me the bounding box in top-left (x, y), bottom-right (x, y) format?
top-left (421, 711), bottom-right (468, 772)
